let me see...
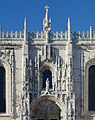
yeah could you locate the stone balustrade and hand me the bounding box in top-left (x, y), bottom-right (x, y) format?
top-left (50, 31), bottom-right (68, 39)
top-left (28, 31), bottom-right (44, 39)
top-left (0, 31), bottom-right (24, 39)
top-left (28, 31), bottom-right (68, 39)
top-left (0, 26), bottom-right (95, 40)
top-left (72, 31), bottom-right (95, 39)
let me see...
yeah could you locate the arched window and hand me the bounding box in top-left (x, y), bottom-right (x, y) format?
top-left (0, 66), bottom-right (6, 113)
top-left (43, 69), bottom-right (52, 89)
top-left (89, 65), bottom-right (95, 111)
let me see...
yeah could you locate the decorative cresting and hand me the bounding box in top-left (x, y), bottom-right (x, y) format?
top-left (30, 95), bottom-right (65, 120)
top-left (84, 58), bottom-right (95, 113)
top-left (72, 26), bottom-right (94, 39)
top-left (0, 26), bottom-right (24, 39)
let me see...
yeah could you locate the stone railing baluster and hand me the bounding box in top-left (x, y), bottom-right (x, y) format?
top-left (65, 31), bottom-right (67, 39)
top-left (6, 31), bottom-right (9, 38)
top-left (82, 31), bottom-right (85, 39)
top-left (87, 31), bottom-right (89, 39)
top-left (20, 31), bottom-right (22, 39)
top-left (2, 31), bottom-right (5, 38)
top-left (15, 31), bottom-right (18, 38)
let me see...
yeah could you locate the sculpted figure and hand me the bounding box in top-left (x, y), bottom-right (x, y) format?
top-left (46, 78), bottom-right (49, 92)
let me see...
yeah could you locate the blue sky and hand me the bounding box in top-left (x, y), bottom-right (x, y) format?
top-left (0, 0), bottom-right (95, 33)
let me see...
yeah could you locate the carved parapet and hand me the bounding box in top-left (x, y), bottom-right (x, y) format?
top-left (72, 31), bottom-right (95, 39)
top-left (0, 30), bottom-right (24, 39)
top-left (28, 31), bottom-right (44, 39)
top-left (50, 31), bottom-right (67, 39)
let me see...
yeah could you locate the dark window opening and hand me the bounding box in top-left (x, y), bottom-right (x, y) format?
top-left (0, 66), bottom-right (6, 113)
top-left (43, 69), bottom-right (52, 89)
top-left (89, 65), bottom-right (95, 111)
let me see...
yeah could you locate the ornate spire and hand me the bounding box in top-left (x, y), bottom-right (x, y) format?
top-left (43, 5), bottom-right (51, 42)
top-left (68, 17), bottom-right (71, 41)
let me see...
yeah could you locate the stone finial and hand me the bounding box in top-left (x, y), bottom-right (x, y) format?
top-left (24, 17), bottom-right (27, 31)
top-left (68, 17), bottom-right (71, 41)
top-left (45, 5), bottom-right (49, 25)
top-left (24, 17), bottom-right (27, 43)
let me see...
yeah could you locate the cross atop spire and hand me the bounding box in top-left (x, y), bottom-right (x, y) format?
top-left (45, 5), bottom-right (49, 12)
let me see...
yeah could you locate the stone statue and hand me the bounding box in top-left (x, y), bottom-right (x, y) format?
top-left (46, 78), bottom-right (49, 92)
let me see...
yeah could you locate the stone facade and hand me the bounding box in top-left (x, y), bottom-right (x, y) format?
top-left (0, 6), bottom-right (95, 120)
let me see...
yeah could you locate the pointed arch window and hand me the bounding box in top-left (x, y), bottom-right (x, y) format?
top-left (89, 65), bottom-right (95, 111)
top-left (0, 66), bottom-right (6, 113)
top-left (43, 69), bottom-right (52, 89)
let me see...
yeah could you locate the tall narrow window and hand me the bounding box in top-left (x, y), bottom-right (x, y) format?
top-left (43, 69), bottom-right (52, 89)
top-left (89, 65), bottom-right (95, 111)
top-left (0, 66), bottom-right (6, 113)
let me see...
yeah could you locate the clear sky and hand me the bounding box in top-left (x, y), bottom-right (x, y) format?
top-left (0, 0), bottom-right (95, 33)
